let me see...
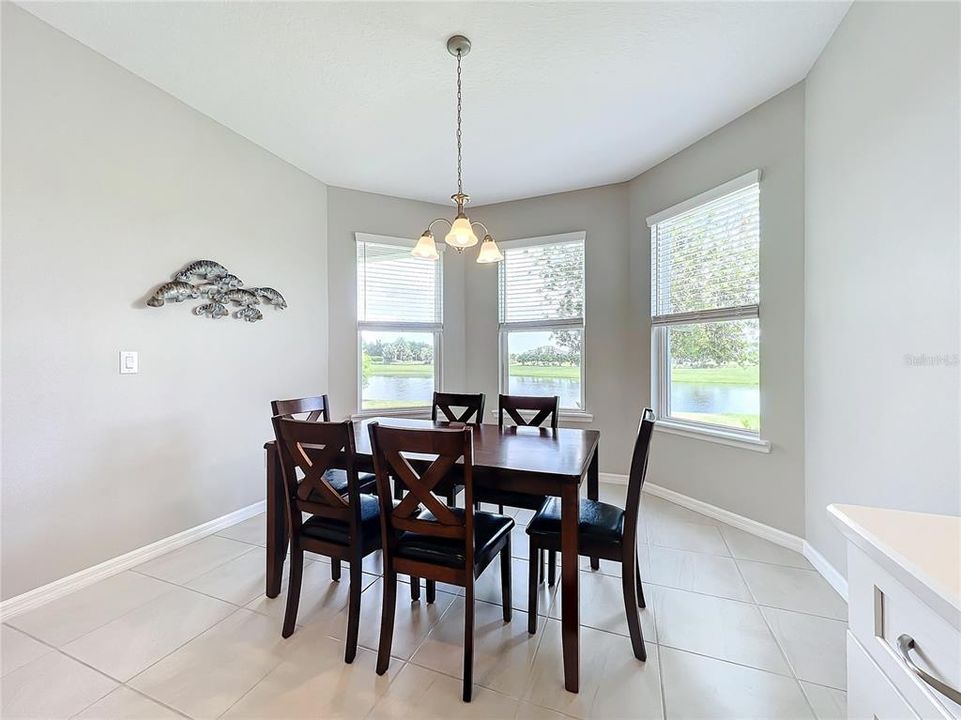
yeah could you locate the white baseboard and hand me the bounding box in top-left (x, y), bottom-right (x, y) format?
top-left (0, 500), bottom-right (266, 622)
top-left (599, 474), bottom-right (847, 600)
top-left (642, 481), bottom-right (805, 553)
top-left (802, 540), bottom-right (848, 600)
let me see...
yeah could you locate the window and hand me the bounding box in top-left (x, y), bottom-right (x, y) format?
top-left (648, 171), bottom-right (761, 439)
top-left (498, 232), bottom-right (586, 411)
top-left (356, 233), bottom-right (442, 411)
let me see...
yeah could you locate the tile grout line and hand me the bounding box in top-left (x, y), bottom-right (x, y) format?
top-left (135, 539), bottom-right (262, 589)
top-left (721, 527), bottom-right (822, 720)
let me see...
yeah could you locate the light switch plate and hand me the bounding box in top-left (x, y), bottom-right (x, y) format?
top-left (119, 350), bottom-right (138, 374)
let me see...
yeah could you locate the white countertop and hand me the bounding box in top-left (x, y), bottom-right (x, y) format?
top-left (829, 504), bottom-right (961, 631)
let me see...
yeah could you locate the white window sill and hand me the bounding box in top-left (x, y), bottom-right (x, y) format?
top-left (488, 409), bottom-right (594, 423)
top-left (654, 419), bottom-right (771, 453)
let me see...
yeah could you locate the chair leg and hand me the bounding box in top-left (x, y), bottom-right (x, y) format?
top-left (538, 549), bottom-right (545, 584)
top-left (410, 576), bottom-right (421, 601)
top-left (331, 558), bottom-right (341, 581)
top-left (621, 551), bottom-right (647, 661)
top-left (282, 547), bottom-right (304, 638)
top-left (426, 580), bottom-right (436, 604)
top-left (498, 504), bottom-right (504, 514)
top-left (344, 556), bottom-right (362, 663)
top-left (591, 556), bottom-right (600, 570)
top-left (636, 554), bottom-right (646, 609)
top-left (447, 488), bottom-right (456, 507)
top-left (547, 550), bottom-right (557, 587)
top-left (500, 540), bottom-right (512, 622)
top-left (463, 582), bottom-right (475, 702)
top-left (392, 476), bottom-right (403, 501)
top-left (528, 542), bottom-right (538, 634)
top-left (376, 570), bottom-right (398, 675)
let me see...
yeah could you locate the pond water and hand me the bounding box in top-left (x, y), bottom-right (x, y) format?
top-left (362, 376), bottom-right (583, 409)
top-left (364, 375), bottom-right (758, 416)
top-left (671, 383), bottom-right (759, 415)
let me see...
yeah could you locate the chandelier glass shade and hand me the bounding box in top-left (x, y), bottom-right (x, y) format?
top-left (413, 35), bottom-right (503, 265)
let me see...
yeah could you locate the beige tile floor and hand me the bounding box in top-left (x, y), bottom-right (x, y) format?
top-left (1, 487), bottom-right (848, 719)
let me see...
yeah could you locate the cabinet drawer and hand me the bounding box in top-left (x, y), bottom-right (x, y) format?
top-left (848, 632), bottom-right (919, 720)
top-left (848, 544), bottom-right (961, 719)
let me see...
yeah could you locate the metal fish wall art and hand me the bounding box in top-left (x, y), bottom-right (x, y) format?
top-left (193, 302), bottom-right (229, 319)
top-left (249, 287), bottom-right (287, 308)
top-left (176, 260), bottom-right (228, 282)
top-left (237, 306), bottom-right (263, 323)
top-left (145, 260), bottom-right (287, 323)
top-left (147, 281), bottom-right (201, 307)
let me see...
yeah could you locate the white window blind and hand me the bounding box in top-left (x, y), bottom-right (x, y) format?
top-left (356, 238), bottom-right (442, 325)
top-left (499, 237), bottom-right (585, 325)
top-left (650, 177), bottom-right (759, 326)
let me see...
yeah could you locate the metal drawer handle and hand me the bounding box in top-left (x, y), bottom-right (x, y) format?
top-left (897, 634), bottom-right (961, 705)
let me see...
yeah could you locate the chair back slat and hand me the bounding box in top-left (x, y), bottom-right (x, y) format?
top-left (272, 417), bottom-right (356, 528)
top-left (369, 423), bottom-right (474, 546)
top-left (623, 408), bottom-right (656, 547)
top-left (498, 394), bottom-right (559, 429)
top-left (432, 392), bottom-right (485, 425)
top-left (271, 395), bottom-right (330, 422)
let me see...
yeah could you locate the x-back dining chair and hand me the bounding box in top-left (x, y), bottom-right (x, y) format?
top-left (369, 421), bottom-right (513, 702)
top-left (272, 394), bottom-right (377, 581)
top-left (525, 408), bottom-right (655, 662)
top-left (391, 391), bottom-right (487, 509)
top-left (473, 394), bottom-right (561, 580)
top-left (431, 391), bottom-right (486, 425)
top-left (271, 417), bottom-right (383, 662)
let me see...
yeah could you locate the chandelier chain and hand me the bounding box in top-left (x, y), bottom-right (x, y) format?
top-left (456, 49), bottom-right (463, 197)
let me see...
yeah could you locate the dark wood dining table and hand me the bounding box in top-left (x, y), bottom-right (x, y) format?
top-left (263, 417), bottom-right (600, 693)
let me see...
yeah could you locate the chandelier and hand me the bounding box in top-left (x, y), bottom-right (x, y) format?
top-left (411, 35), bottom-right (503, 264)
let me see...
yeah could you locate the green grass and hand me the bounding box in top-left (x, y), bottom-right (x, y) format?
top-left (673, 411), bottom-right (760, 432)
top-left (508, 364), bottom-right (580, 379)
top-left (671, 365), bottom-right (758, 385)
top-left (365, 363), bottom-right (433, 378)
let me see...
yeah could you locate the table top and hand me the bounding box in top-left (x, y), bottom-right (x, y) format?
top-left (268, 417), bottom-right (599, 482)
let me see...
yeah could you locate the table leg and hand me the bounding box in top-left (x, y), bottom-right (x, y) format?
top-left (560, 483), bottom-right (580, 693)
top-left (265, 444), bottom-right (287, 598)
top-left (588, 449), bottom-right (600, 570)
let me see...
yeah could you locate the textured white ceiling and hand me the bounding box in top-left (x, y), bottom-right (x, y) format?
top-left (20, 1), bottom-right (849, 205)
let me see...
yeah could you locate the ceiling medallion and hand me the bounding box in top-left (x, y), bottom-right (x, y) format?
top-left (412, 35), bottom-right (503, 264)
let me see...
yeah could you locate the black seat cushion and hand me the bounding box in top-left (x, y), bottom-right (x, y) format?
top-left (305, 469), bottom-right (376, 502)
top-left (395, 509), bottom-right (514, 569)
top-left (300, 493), bottom-right (386, 551)
top-left (526, 498), bottom-right (625, 545)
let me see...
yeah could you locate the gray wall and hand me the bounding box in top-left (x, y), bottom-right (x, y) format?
top-left (804, 1), bottom-right (961, 572)
top-left (464, 185), bottom-right (636, 473)
top-left (1, 6), bottom-right (330, 599)
top-left (628, 84), bottom-right (807, 535)
top-left (326, 187), bottom-right (468, 416)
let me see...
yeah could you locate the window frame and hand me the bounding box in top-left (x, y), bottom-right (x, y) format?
top-left (355, 232), bottom-right (444, 416)
top-left (647, 171), bottom-right (769, 451)
top-left (496, 231), bottom-right (588, 416)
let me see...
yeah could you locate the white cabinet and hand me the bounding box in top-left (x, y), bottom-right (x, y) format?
top-left (847, 632), bottom-right (918, 720)
top-left (831, 505), bottom-right (961, 720)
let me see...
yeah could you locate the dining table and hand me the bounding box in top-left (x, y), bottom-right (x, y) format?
top-left (263, 417), bottom-right (600, 693)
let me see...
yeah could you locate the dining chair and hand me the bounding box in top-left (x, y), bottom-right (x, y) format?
top-left (392, 391), bottom-right (487, 508)
top-left (369, 421), bottom-right (514, 702)
top-left (270, 417), bottom-right (383, 662)
top-left (431, 391), bottom-right (486, 424)
top-left (272, 394), bottom-right (376, 581)
top-left (473, 394), bottom-right (560, 580)
top-left (525, 408), bottom-right (655, 661)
